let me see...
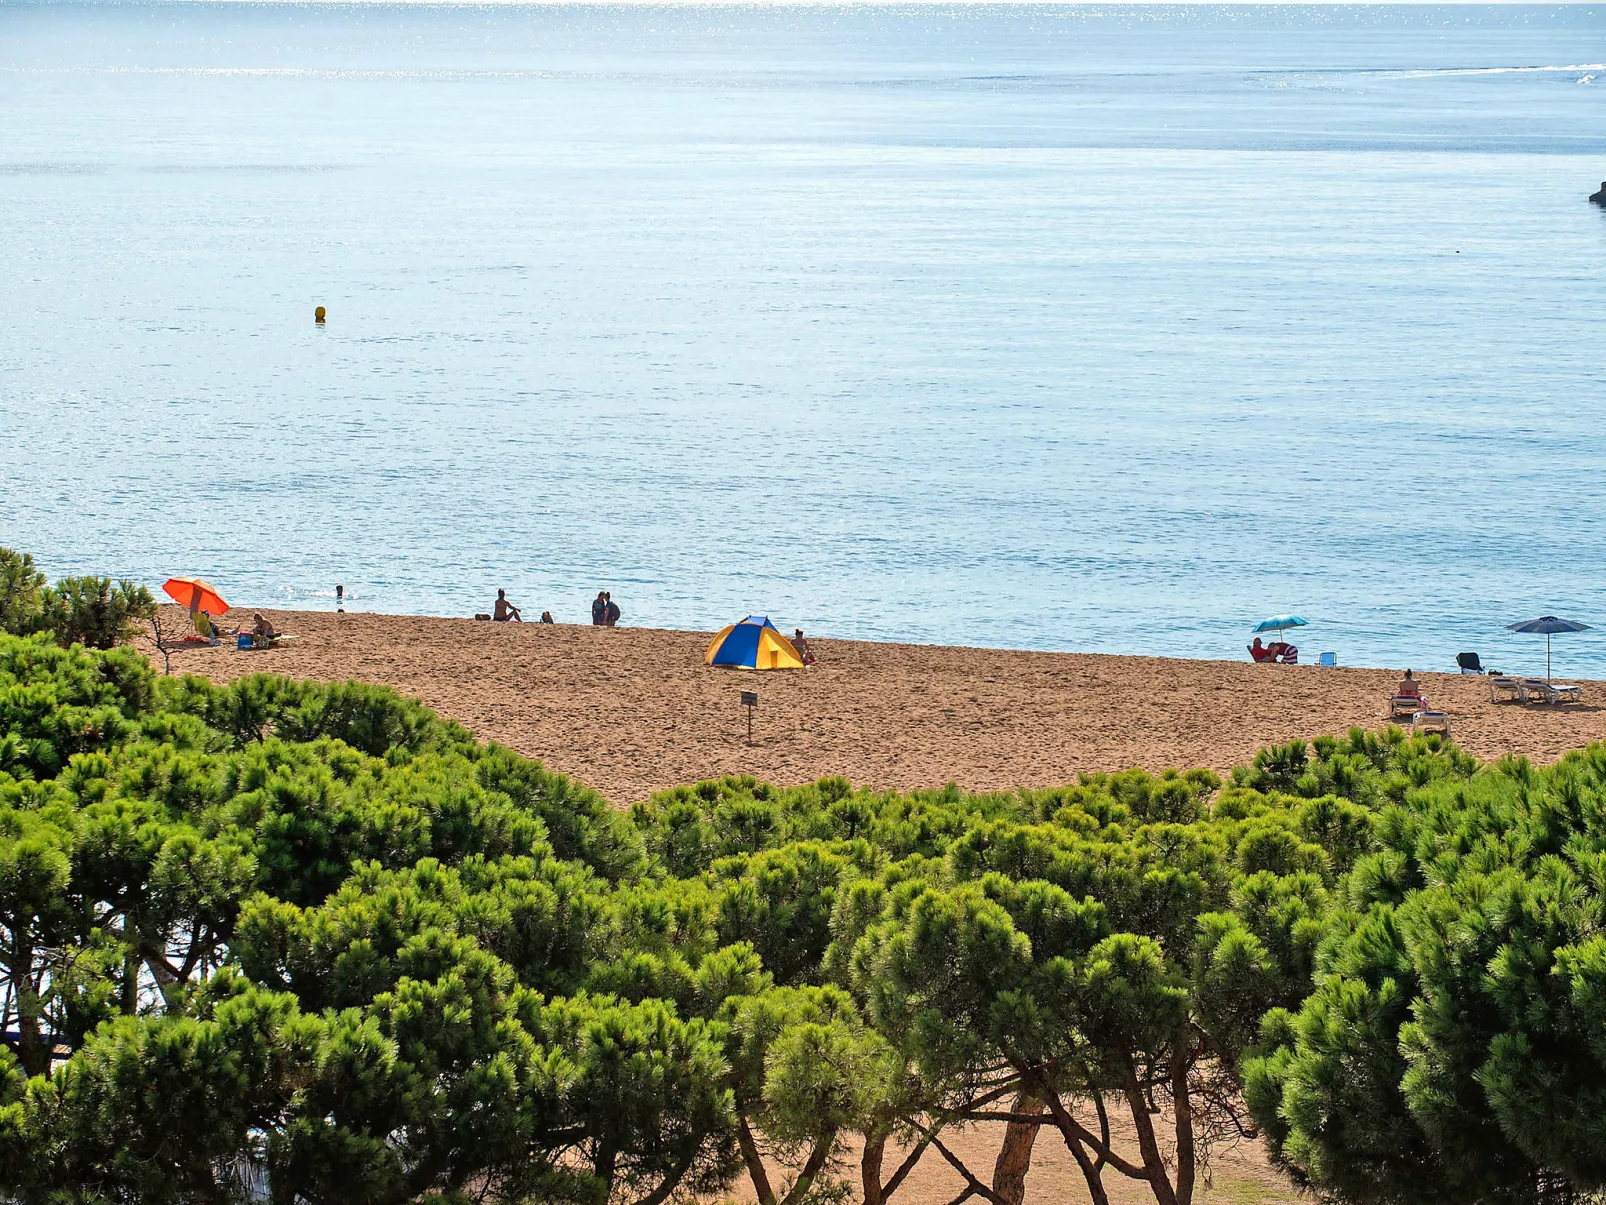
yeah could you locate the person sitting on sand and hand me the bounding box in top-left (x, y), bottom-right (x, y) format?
top-left (493, 589), bottom-right (522, 622)
top-left (540, 611), bottom-right (554, 624)
top-left (604, 593), bottom-right (620, 628)
top-left (793, 628), bottom-right (818, 666)
top-left (1249, 637), bottom-right (1277, 663)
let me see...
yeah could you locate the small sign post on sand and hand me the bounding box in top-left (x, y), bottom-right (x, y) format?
top-left (740, 690), bottom-right (758, 742)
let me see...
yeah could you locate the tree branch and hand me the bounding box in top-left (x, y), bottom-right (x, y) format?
top-left (926, 1132), bottom-right (1010, 1205)
top-left (1012, 1063), bottom-right (1147, 1180)
top-left (629, 1143), bottom-right (700, 1205)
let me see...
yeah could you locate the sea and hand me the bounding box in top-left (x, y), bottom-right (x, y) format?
top-left (2, 1), bottom-right (1604, 676)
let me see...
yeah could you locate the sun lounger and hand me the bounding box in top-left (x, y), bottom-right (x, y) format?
top-left (1456, 652), bottom-right (1486, 674)
top-left (1411, 710), bottom-right (1451, 737)
top-left (1487, 676), bottom-right (1523, 703)
top-left (1522, 680), bottom-right (1583, 706)
top-left (1389, 695), bottom-right (1424, 719)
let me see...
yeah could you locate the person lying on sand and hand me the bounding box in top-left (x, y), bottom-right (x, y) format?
top-left (493, 590), bottom-right (522, 622)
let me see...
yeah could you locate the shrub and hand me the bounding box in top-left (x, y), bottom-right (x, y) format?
top-left (0, 547), bottom-right (45, 634)
top-left (36, 575), bottom-right (156, 649)
top-left (0, 549), bottom-right (156, 650)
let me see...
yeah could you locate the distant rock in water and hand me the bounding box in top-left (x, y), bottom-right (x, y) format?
top-left (1593, 181), bottom-right (1606, 206)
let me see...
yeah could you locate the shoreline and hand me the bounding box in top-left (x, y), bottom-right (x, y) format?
top-left (138, 605), bottom-right (1606, 806)
top-left (163, 602), bottom-right (1583, 679)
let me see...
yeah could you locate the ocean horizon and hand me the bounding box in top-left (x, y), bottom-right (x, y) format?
top-left (3, 1), bottom-right (1604, 677)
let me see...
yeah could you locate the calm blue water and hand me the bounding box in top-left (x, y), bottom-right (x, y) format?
top-left (3, 2), bottom-right (1605, 675)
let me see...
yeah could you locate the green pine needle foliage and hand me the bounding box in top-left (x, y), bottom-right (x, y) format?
top-left (0, 616), bottom-right (1604, 1205)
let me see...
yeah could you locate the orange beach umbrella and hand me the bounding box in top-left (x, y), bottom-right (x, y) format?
top-left (162, 577), bottom-right (228, 615)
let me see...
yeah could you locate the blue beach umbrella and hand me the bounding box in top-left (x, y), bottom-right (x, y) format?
top-left (1506, 615), bottom-right (1591, 683)
top-left (1252, 615), bottom-right (1308, 635)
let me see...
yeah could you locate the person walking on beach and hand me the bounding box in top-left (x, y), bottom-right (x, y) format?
top-left (604, 592), bottom-right (621, 628)
top-left (493, 590), bottom-right (522, 622)
top-left (592, 591), bottom-right (607, 626)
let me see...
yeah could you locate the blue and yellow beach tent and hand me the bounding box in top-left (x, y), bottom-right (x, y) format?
top-left (705, 616), bottom-right (805, 670)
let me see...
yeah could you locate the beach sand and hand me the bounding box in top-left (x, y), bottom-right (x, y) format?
top-left (141, 607), bottom-right (1605, 806)
top-left (136, 604), bottom-right (1602, 1205)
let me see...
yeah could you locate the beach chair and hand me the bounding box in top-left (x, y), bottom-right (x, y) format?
top-left (1389, 695), bottom-right (1424, 719)
top-left (1318, 652), bottom-right (1337, 668)
top-left (1412, 710), bottom-right (1451, 737)
top-left (1456, 652), bottom-right (1486, 675)
top-left (1523, 680), bottom-right (1583, 706)
top-left (1487, 676), bottom-right (1523, 703)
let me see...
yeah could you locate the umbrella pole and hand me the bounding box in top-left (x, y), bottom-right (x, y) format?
top-left (1547, 633), bottom-right (1552, 684)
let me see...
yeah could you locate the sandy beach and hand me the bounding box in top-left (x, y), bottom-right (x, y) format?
top-left (140, 607), bottom-right (1605, 807)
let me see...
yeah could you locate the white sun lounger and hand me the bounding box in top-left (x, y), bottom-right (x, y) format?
top-left (1487, 676), bottom-right (1523, 703)
top-left (1412, 710), bottom-right (1451, 737)
top-left (1522, 680), bottom-right (1583, 706)
top-left (1389, 695), bottom-right (1425, 719)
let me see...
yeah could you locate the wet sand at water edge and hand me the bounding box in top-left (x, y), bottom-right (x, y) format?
top-left (140, 607), bottom-right (1606, 806)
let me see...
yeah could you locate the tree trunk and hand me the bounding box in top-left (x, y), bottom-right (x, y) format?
top-left (1037, 1086), bottom-right (1112, 1205)
top-left (595, 1141), bottom-right (619, 1199)
top-left (1172, 1033), bottom-right (1196, 1205)
top-left (123, 940), bottom-right (141, 1015)
top-left (15, 944), bottom-right (47, 1078)
top-left (739, 1113), bottom-right (778, 1205)
top-left (1122, 1069), bottom-right (1178, 1205)
top-left (991, 1090), bottom-right (1045, 1205)
top-left (778, 1130), bottom-right (837, 1205)
top-left (861, 1125), bottom-right (889, 1205)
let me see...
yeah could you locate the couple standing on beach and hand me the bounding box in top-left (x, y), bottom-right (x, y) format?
top-left (591, 591), bottom-right (620, 628)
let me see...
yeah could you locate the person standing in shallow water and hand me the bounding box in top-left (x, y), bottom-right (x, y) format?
top-left (591, 591), bottom-right (607, 626)
top-left (604, 593), bottom-right (620, 628)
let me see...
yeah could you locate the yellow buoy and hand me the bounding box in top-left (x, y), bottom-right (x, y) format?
top-left (314, 305), bottom-right (326, 324)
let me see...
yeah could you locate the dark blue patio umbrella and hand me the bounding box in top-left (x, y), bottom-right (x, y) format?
top-left (1506, 615), bottom-right (1592, 682)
